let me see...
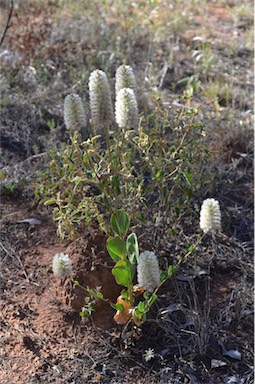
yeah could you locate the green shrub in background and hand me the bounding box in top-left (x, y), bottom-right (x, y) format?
top-left (36, 65), bottom-right (213, 239)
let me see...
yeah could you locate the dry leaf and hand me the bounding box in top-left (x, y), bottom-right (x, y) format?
top-left (133, 284), bottom-right (144, 297)
top-left (113, 296), bottom-right (132, 325)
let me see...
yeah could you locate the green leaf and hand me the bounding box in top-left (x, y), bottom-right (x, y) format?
top-left (111, 175), bottom-right (121, 195)
top-left (110, 209), bottom-right (130, 237)
top-left (154, 170), bottom-right (164, 179)
top-left (168, 265), bottom-right (174, 277)
top-left (121, 289), bottom-right (128, 299)
top-left (112, 260), bottom-right (132, 287)
top-left (143, 291), bottom-right (149, 300)
top-left (126, 233), bottom-right (139, 265)
top-left (71, 278), bottom-right (80, 286)
top-left (147, 293), bottom-right (157, 307)
top-left (134, 307), bottom-right (143, 319)
top-left (106, 236), bottom-right (127, 262)
top-left (96, 292), bottom-right (104, 300)
top-left (138, 301), bottom-right (145, 312)
top-left (44, 198), bottom-right (57, 206)
top-left (188, 245), bottom-right (194, 254)
top-left (115, 303), bottom-right (124, 312)
top-left (83, 152), bottom-right (88, 166)
top-left (111, 302), bottom-right (125, 312)
top-left (183, 171), bottom-right (192, 185)
top-left (160, 271), bottom-right (167, 281)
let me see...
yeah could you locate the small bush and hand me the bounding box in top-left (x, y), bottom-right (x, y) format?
top-left (36, 66), bottom-right (213, 239)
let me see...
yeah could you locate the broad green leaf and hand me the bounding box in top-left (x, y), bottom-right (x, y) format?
top-left (106, 236), bottom-right (126, 262)
top-left (111, 302), bottom-right (125, 312)
top-left (112, 260), bottom-right (132, 287)
top-left (115, 303), bottom-right (124, 312)
top-left (110, 209), bottom-right (130, 237)
top-left (126, 233), bottom-right (139, 265)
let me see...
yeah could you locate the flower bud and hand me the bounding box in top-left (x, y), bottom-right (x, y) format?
top-left (137, 251), bottom-right (160, 292)
top-left (115, 65), bottom-right (136, 95)
top-left (200, 198), bottom-right (221, 234)
top-left (52, 253), bottom-right (72, 279)
top-left (115, 88), bottom-right (138, 129)
top-left (89, 69), bottom-right (114, 129)
top-left (64, 93), bottom-right (87, 130)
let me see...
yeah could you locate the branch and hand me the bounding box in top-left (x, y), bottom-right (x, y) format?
top-left (0, 0), bottom-right (14, 48)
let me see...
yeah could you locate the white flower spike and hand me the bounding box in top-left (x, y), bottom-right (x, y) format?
top-left (200, 198), bottom-right (221, 234)
top-left (64, 93), bottom-right (87, 130)
top-left (137, 251), bottom-right (161, 292)
top-left (89, 69), bottom-right (114, 129)
top-left (52, 253), bottom-right (72, 279)
top-left (115, 88), bottom-right (138, 129)
top-left (115, 65), bottom-right (136, 95)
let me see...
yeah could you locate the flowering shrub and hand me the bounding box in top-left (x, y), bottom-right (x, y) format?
top-left (40, 64), bottom-right (220, 325)
top-left (37, 65), bottom-right (212, 240)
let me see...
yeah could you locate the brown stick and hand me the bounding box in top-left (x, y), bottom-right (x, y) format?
top-left (0, 0), bottom-right (14, 47)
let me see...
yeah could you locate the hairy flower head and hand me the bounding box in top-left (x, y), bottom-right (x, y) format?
top-left (200, 198), bottom-right (221, 234)
top-left (89, 69), bottom-right (114, 129)
top-left (137, 251), bottom-right (161, 292)
top-left (52, 253), bottom-right (72, 279)
top-left (115, 65), bottom-right (136, 95)
top-left (115, 88), bottom-right (138, 129)
top-left (64, 93), bottom-right (87, 130)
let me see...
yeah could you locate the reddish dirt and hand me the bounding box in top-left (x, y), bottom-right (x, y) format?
top-left (0, 200), bottom-right (121, 383)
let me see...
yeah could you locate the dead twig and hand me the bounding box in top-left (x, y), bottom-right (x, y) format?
top-left (0, 240), bottom-right (30, 282)
top-left (0, 0), bottom-right (14, 47)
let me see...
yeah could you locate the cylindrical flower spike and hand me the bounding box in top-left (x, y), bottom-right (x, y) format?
top-left (115, 65), bottom-right (136, 95)
top-left (200, 198), bottom-right (221, 234)
top-left (64, 93), bottom-right (87, 130)
top-left (137, 251), bottom-right (161, 292)
top-left (89, 69), bottom-right (114, 129)
top-left (115, 88), bottom-right (138, 129)
top-left (52, 253), bottom-right (72, 279)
